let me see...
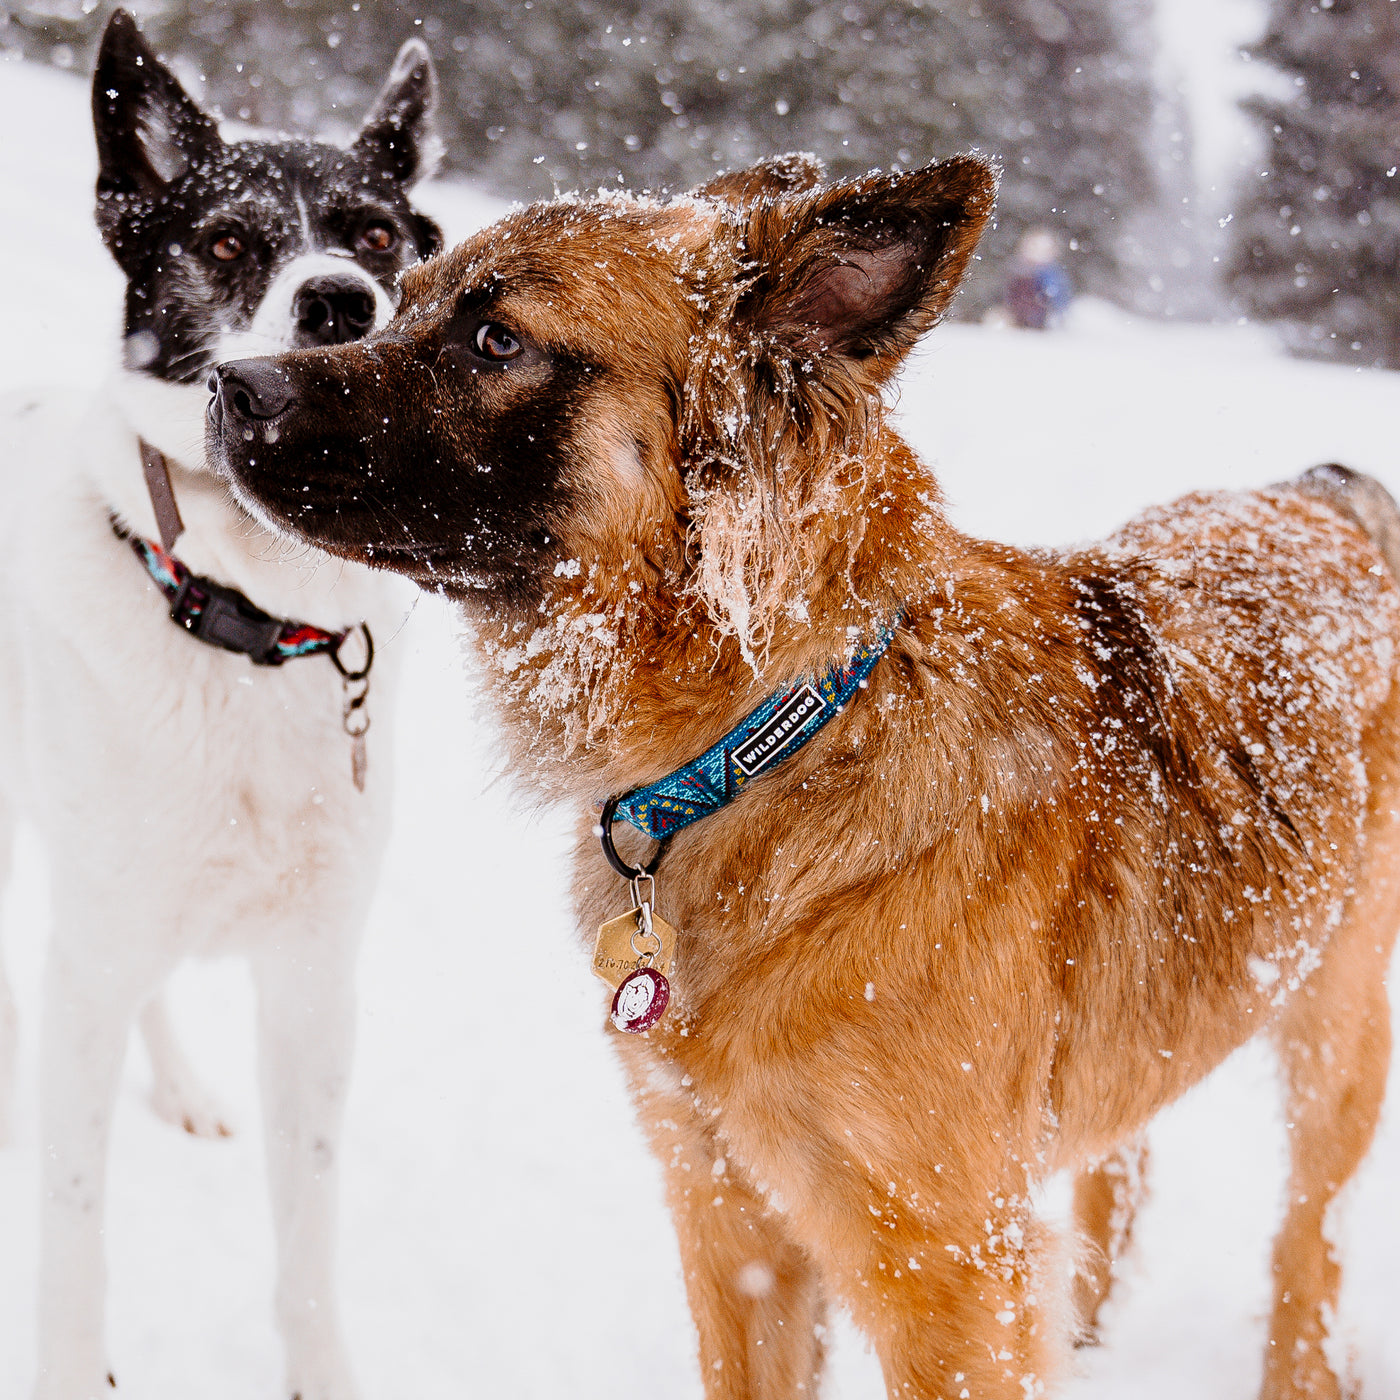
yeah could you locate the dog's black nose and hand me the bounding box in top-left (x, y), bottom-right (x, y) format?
top-left (212, 360), bottom-right (294, 423)
top-left (293, 276), bottom-right (377, 347)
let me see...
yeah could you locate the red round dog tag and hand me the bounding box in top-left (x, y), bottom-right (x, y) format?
top-left (610, 966), bottom-right (670, 1033)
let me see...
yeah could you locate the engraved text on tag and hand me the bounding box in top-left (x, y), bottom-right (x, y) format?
top-left (592, 907), bottom-right (677, 988)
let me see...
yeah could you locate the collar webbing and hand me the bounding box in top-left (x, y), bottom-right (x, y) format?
top-left (114, 519), bottom-right (352, 667)
top-left (139, 438), bottom-right (185, 553)
top-left (606, 620), bottom-right (899, 848)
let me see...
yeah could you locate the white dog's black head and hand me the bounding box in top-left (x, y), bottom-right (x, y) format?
top-left (93, 8), bottom-right (444, 385)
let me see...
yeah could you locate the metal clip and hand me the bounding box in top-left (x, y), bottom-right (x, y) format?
top-left (331, 624), bottom-right (374, 792)
top-left (628, 872), bottom-right (662, 966)
top-left (332, 624), bottom-right (373, 740)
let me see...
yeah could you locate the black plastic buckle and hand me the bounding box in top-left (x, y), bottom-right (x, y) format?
top-left (170, 574), bottom-right (286, 665)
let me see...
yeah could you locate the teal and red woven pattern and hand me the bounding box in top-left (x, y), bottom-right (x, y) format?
top-left (611, 622), bottom-right (899, 840)
top-left (272, 623), bottom-right (341, 661)
top-left (127, 531), bottom-right (343, 664)
top-left (130, 533), bottom-right (183, 594)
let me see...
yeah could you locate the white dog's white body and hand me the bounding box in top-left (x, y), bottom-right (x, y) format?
top-left (0, 12), bottom-right (447, 1395)
top-left (0, 367), bottom-right (410, 1399)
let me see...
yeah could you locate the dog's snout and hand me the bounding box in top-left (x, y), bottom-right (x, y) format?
top-left (293, 276), bottom-right (377, 348)
top-left (212, 360), bottom-right (294, 424)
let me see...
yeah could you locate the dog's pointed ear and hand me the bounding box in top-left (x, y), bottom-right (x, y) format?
top-left (351, 37), bottom-right (443, 187)
top-left (696, 153), bottom-right (826, 206)
top-left (736, 156), bottom-right (998, 372)
top-left (93, 8), bottom-right (220, 249)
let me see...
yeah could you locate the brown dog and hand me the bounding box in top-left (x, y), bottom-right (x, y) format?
top-left (209, 154), bottom-right (1400, 1400)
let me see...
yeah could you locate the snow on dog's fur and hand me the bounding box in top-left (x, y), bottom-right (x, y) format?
top-left (213, 155), bottom-right (1400, 1400)
top-left (0, 11), bottom-right (441, 1398)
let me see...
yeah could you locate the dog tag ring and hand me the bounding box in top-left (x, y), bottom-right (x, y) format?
top-left (333, 625), bottom-right (373, 792)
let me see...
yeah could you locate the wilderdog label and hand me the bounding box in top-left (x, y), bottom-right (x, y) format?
top-left (731, 684), bottom-right (827, 777)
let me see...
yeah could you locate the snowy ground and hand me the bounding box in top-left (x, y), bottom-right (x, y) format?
top-left (2, 55), bottom-right (1399, 1400)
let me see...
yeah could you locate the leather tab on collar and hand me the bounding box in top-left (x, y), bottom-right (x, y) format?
top-left (139, 438), bottom-right (185, 554)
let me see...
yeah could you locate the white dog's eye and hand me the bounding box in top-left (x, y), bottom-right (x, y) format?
top-left (358, 222), bottom-right (396, 254)
top-left (210, 232), bottom-right (245, 262)
top-left (474, 322), bottom-right (522, 362)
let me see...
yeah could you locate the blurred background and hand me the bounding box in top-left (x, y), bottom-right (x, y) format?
top-left (2, 0), bottom-right (1397, 365)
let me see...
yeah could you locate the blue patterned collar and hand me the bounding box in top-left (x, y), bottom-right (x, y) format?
top-left (598, 620), bottom-right (899, 875)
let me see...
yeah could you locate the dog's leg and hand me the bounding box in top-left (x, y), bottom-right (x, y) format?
top-left (1261, 715), bottom-right (1400, 1400)
top-left (1263, 937), bottom-right (1394, 1400)
top-left (1264, 940), bottom-right (1391, 1400)
top-left (33, 931), bottom-right (142, 1400)
top-left (670, 1174), bottom-right (826, 1400)
top-left (836, 1197), bottom-right (1062, 1400)
top-left (1069, 1138), bottom-right (1149, 1343)
top-left (252, 940), bottom-right (361, 1400)
top-left (624, 1046), bottom-right (1060, 1397)
top-left (621, 1049), bottom-right (828, 1398)
top-left (139, 990), bottom-right (233, 1138)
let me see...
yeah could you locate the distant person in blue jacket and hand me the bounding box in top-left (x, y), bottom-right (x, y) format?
top-left (1004, 227), bottom-right (1073, 330)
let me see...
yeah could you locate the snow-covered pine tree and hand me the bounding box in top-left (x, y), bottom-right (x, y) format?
top-left (952, 0), bottom-right (1159, 317)
top-left (69, 0), bottom-right (1161, 317)
top-left (1229, 0), bottom-right (1400, 369)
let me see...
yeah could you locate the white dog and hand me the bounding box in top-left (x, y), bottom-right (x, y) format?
top-left (0, 11), bottom-right (443, 1397)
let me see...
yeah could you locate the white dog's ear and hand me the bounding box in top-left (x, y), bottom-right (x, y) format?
top-left (736, 156), bottom-right (998, 375)
top-left (352, 37), bottom-right (443, 187)
top-left (93, 8), bottom-right (221, 259)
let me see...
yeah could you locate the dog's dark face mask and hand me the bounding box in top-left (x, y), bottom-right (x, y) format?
top-left (208, 156), bottom-right (996, 611)
top-left (93, 7), bottom-right (443, 385)
top-left (207, 239), bottom-right (614, 608)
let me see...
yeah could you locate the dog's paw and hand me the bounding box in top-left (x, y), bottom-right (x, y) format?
top-left (285, 1366), bottom-right (363, 1400)
top-left (149, 1071), bottom-right (233, 1140)
top-left (283, 1336), bottom-right (362, 1400)
top-left (140, 999), bottom-right (235, 1139)
top-left (30, 1365), bottom-right (117, 1399)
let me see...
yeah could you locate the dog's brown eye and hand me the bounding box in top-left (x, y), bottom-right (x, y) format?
top-left (359, 222), bottom-right (396, 254)
top-left (475, 322), bottom-right (523, 362)
top-left (210, 232), bottom-right (245, 262)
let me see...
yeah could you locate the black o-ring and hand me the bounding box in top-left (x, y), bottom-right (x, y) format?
top-left (331, 623), bottom-right (374, 681)
top-left (599, 795), bottom-right (666, 879)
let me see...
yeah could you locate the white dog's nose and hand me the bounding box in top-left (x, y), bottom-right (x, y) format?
top-left (292, 275), bottom-right (377, 347)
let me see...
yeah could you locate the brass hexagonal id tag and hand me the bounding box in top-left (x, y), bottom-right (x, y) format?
top-left (592, 907), bottom-right (677, 988)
